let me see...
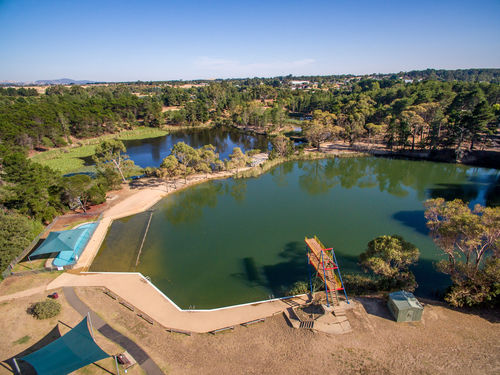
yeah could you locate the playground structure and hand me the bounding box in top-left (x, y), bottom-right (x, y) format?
top-left (305, 236), bottom-right (349, 313)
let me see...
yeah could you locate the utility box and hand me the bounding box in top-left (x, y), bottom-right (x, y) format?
top-left (387, 291), bottom-right (423, 322)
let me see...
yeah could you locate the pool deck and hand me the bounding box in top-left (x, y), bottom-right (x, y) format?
top-left (46, 272), bottom-right (308, 333)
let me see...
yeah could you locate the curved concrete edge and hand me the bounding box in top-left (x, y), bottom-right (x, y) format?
top-left (47, 272), bottom-right (309, 333)
top-left (82, 271), bottom-right (308, 312)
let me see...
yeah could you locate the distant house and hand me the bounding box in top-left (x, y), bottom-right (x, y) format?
top-left (290, 80), bottom-right (311, 90)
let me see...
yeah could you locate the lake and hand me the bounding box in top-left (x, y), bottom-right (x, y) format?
top-left (89, 157), bottom-right (499, 309)
top-left (122, 127), bottom-right (269, 168)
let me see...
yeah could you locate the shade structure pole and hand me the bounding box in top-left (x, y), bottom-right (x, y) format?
top-left (114, 355), bottom-right (120, 375)
top-left (12, 358), bottom-right (21, 375)
top-left (87, 312), bottom-right (95, 340)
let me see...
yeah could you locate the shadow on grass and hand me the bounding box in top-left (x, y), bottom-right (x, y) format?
top-left (3, 325), bottom-right (61, 375)
top-left (356, 297), bottom-right (394, 321)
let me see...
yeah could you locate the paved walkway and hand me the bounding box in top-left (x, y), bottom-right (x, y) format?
top-left (63, 287), bottom-right (164, 375)
top-left (49, 273), bottom-right (308, 333)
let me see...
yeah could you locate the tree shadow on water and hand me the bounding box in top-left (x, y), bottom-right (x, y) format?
top-left (392, 210), bottom-right (428, 235)
top-left (427, 183), bottom-right (483, 204)
top-left (261, 241), bottom-right (309, 296)
top-left (231, 241), bottom-right (309, 297)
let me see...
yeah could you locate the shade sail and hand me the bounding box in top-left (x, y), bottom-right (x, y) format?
top-left (21, 317), bottom-right (110, 375)
top-left (29, 227), bottom-right (88, 258)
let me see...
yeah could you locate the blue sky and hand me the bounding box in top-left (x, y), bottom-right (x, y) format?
top-left (1, 0), bottom-right (499, 81)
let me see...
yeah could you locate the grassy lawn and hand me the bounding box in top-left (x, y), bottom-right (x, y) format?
top-left (11, 257), bottom-right (48, 273)
top-left (30, 127), bottom-right (168, 174)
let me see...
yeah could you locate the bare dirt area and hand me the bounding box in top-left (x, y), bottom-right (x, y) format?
top-left (0, 288), bottom-right (144, 375)
top-left (75, 287), bottom-right (499, 375)
top-left (0, 272), bottom-right (62, 297)
top-left (162, 106), bottom-right (181, 112)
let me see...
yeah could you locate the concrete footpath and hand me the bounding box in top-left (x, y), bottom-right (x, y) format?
top-left (63, 287), bottom-right (164, 375)
top-left (49, 272), bottom-right (308, 333)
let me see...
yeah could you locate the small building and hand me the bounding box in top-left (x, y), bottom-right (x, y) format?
top-left (387, 291), bottom-right (423, 322)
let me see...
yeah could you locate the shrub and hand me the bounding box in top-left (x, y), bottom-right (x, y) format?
top-left (286, 279), bottom-right (324, 296)
top-left (246, 149), bottom-right (261, 157)
top-left (88, 184), bottom-right (107, 205)
top-left (287, 281), bottom-right (309, 296)
top-left (343, 273), bottom-right (381, 295)
top-left (41, 137), bottom-right (54, 148)
top-left (31, 300), bottom-right (61, 319)
top-left (54, 136), bottom-right (68, 147)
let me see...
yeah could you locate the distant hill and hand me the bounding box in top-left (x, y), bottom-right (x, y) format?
top-left (0, 78), bottom-right (96, 86)
top-left (34, 78), bottom-right (95, 85)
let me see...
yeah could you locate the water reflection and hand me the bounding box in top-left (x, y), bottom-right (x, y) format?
top-left (295, 158), bottom-right (498, 204)
top-left (162, 178), bottom-right (250, 225)
top-left (122, 127), bottom-right (269, 168)
top-left (163, 181), bottom-right (224, 225)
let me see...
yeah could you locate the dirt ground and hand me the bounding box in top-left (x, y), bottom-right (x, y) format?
top-left (0, 288), bottom-right (144, 375)
top-left (0, 272), bottom-right (62, 296)
top-left (0, 283), bottom-right (498, 374)
top-left (71, 287), bottom-right (499, 375)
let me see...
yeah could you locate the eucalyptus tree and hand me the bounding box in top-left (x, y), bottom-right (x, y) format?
top-left (228, 147), bottom-right (248, 172)
top-left (424, 198), bottom-right (500, 307)
top-left (93, 139), bottom-right (134, 183)
top-left (360, 235), bottom-right (420, 291)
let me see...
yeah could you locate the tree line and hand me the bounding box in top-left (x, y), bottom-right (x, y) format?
top-left (2, 72), bottom-right (499, 154)
top-left (0, 85), bottom-right (162, 149)
top-left (296, 80), bottom-right (499, 155)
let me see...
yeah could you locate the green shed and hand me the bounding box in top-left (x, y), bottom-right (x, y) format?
top-left (387, 291), bottom-right (423, 322)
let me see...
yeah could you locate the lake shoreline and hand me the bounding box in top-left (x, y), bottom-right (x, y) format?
top-left (228, 123), bottom-right (500, 170)
top-left (29, 123), bottom-right (500, 175)
top-left (72, 143), bottom-right (500, 272)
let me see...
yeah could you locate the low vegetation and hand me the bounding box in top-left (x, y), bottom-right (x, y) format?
top-left (30, 299), bottom-right (61, 319)
top-left (12, 335), bottom-right (30, 345)
top-left (31, 127), bottom-right (167, 174)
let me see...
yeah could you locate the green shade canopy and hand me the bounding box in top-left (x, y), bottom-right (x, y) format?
top-left (29, 228), bottom-right (88, 258)
top-left (21, 317), bottom-right (110, 375)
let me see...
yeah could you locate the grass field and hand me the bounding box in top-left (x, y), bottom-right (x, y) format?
top-left (30, 127), bottom-right (168, 175)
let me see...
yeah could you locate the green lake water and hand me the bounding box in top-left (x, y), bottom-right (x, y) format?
top-left (89, 157), bottom-right (499, 309)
